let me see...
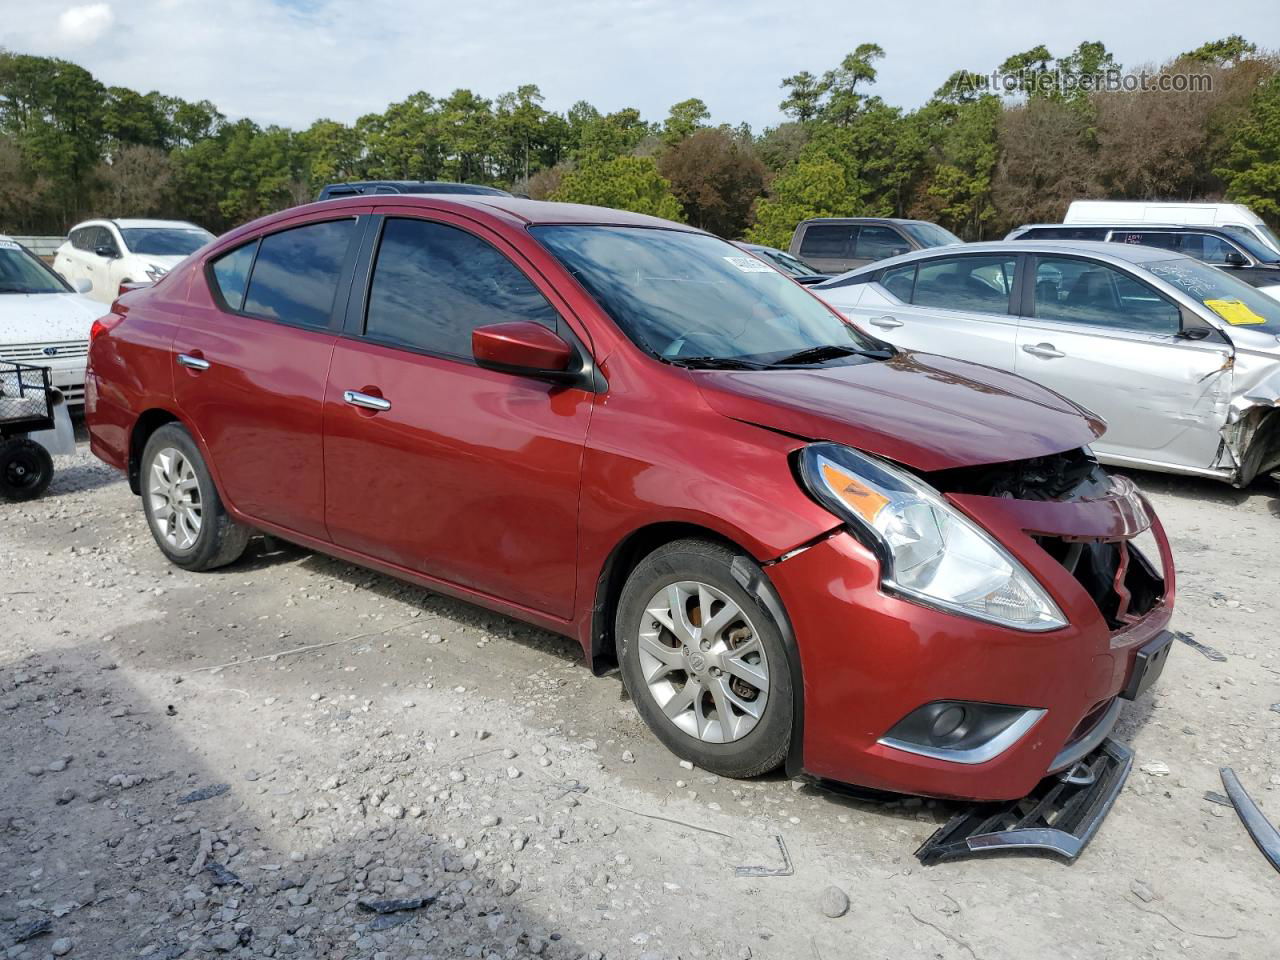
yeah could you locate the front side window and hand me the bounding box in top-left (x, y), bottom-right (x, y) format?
top-left (120, 227), bottom-right (214, 257)
top-left (243, 219), bottom-right (355, 329)
top-left (855, 226), bottom-right (909, 260)
top-left (0, 241), bottom-right (70, 294)
top-left (1144, 257), bottom-right (1280, 333)
top-left (1034, 256), bottom-right (1180, 334)
top-left (911, 255), bottom-right (1017, 315)
top-left (210, 241), bottom-right (257, 311)
top-left (365, 218), bottom-right (558, 357)
top-left (798, 224), bottom-right (853, 259)
top-left (1196, 234), bottom-right (1243, 266)
top-left (532, 225), bottom-right (881, 366)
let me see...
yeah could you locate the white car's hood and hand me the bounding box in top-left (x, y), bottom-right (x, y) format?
top-left (137, 254), bottom-right (188, 272)
top-left (0, 293), bottom-right (103, 345)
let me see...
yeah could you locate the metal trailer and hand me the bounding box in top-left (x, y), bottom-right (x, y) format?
top-left (0, 360), bottom-right (76, 501)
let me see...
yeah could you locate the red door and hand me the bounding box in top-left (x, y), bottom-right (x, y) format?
top-left (173, 214), bottom-right (364, 539)
top-left (322, 213), bottom-right (593, 618)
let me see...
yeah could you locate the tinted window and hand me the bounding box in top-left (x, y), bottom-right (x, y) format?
top-left (1197, 234), bottom-right (1242, 265)
top-left (900, 222), bottom-right (964, 247)
top-left (210, 241), bottom-right (257, 311)
top-left (1115, 231), bottom-right (1180, 252)
top-left (120, 227), bottom-right (214, 256)
top-left (1034, 256), bottom-right (1179, 334)
top-left (880, 263), bottom-right (916, 301)
top-left (243, 219), bottom-right (355, 329)
top-left (798, 225), bottom-right (853, 259)
top-left (855, 226), bottom-right (909, 260)
top-left (89, 227), bottom-right (116, 254)
top-left (365, 218), bottom-right (558, 357)
top-left (912, 255), bottom-right (1017, 314)
top-left (1019, 227), bottom-right (1108, 240)
top-left (70, 229), bottom-right (90, 251)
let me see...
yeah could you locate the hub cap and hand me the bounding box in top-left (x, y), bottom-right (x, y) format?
top-left (147, 447), bottom-right (202, 550)
top-left (638, 581), bottom-right (769, 743)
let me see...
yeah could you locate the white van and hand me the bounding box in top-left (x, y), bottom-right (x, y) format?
top-left (1064, 200), bottom-right (1280, 255)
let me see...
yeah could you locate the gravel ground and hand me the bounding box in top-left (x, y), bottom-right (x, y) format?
top-left (1, 441), bottom-right (1278, 960)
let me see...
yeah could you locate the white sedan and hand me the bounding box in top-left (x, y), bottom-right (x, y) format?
top-left (53, 218), bottom-right (213, 304)
top-left (0, 237), bottom-right (104, 405)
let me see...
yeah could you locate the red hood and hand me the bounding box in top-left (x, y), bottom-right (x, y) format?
top-left (696, 352), bottom-right (1105, 472)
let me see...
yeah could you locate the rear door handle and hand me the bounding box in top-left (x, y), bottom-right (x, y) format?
top-left (177, 353), bottom-right (210, 371)
top-left (869, 315), bottom-right (903, 329)
top-left (1022, 342), bottom-right (1065, 359)
top-left (343, 390), bottom-right (391, 412)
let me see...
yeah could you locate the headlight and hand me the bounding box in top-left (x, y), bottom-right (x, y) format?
top-left (798, 443), bottom-right (1066, 631)
top-left (145, 265), bottom-right (168, 282)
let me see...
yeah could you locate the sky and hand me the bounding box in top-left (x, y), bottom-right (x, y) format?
top-left (4, 0), bottom-right (1279, 132)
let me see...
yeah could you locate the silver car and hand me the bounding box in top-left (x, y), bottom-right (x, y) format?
top-left (815, 241), bottom-right (1280, 486)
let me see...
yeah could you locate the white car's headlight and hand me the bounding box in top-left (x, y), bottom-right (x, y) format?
top-left (145, 264), bottom-right (168, 282)
top-left (798, 443), bottom-right (1066, 631)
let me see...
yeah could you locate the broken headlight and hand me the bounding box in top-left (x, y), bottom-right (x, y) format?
top-left (799, 443), bottom-right (1067, 632)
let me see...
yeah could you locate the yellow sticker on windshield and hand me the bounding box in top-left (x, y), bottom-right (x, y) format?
top-left (1205, 298), bottom-right (1267, 326)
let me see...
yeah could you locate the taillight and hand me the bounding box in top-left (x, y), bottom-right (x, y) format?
top-left (90, 314), bottom-right (124, 342)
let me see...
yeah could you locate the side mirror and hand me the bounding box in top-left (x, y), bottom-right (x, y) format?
top-left (1223, 250), bottom-right (1247, 267)
top-left (472, 322), bottom-right (576, 379)
top-left (73, 278), bottom-right (92, 294)
top-left (94, 244), bottom-right (118, 259)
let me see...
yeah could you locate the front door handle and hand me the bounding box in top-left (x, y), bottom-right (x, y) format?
top-left (177, 353), bottom-right (210, 371)
top-left (343, 389), bottom-right (391, 412)
top-left (869, 315), bottom-right (903, 329)
top-left (1022, 342), bottom-right (1065, 359)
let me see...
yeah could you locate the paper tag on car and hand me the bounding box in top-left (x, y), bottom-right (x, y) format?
top-left (723, 256), bottom-right (772, 273)
top-left (1204, 298), bottom-right (1267, 326)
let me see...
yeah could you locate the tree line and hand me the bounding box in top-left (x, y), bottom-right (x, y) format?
top-left (1, 36), bottom-right (1277, 246)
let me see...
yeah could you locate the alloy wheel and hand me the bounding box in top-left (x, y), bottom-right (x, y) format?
top-left (638, 580), bottom-right (769, 743)
top-left (148, 447), bottom-right (202, 550)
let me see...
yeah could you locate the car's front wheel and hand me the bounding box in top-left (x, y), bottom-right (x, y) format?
top-left (617, 539), bottom-right (793, 778)
top-left (140, 423), bottom-right (249, 570)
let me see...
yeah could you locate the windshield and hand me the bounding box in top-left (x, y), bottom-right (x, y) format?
top-left (0, 242), bottom-right (70, 294)
top-left (1145, 258), bottom-right (1280, 332)
top-left (532, 226), bottom-right (883, 368)
top-left (1219, 225), bottom-right (1280, 263)
top-left (120, 227), bottom-right (214, 257)
top-left (901, 222), bottom-right (963, 248)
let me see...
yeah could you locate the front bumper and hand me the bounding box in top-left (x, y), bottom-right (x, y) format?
top-left (769, 476), bottom-right (1174, 802)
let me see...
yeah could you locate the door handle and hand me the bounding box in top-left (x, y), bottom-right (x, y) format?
top-left (343, 389), bottom-right (391, 412)
top-left (1022, 342), bottom-right (1065, 359)
top-left (869, 315), bottom-right (903, 329)
top-left (177, 353), bottom-right (210, 371)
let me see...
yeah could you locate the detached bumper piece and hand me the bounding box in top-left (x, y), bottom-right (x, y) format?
top-left (915, 739), bottom-right (1133, 865)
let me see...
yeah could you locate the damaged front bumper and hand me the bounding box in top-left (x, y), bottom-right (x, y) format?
top-left (769, 472), bottom-right (1175, 803)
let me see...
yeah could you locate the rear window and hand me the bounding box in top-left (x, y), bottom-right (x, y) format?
top-left (242, 219), bottom-right (356, 329)
top-left (798, 224), bottom-right (853, 259)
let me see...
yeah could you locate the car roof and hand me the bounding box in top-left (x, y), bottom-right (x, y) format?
top-left (817, 239), bottom-right (1192, 286)
top-left (263, 195), bottom-right (703, 233)
top-left (70, 218), bottom-right (206, 230)
top-left (1014, 222), bottom-right (1237, 234)
top-left (797, 217), bottom-right (930, 227)
top-left (322, 180), bottom-right (511, 196)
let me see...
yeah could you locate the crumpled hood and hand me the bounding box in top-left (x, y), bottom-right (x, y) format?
top-left (0, 293), bottom-right (102, 345)
top-left (695, 352), bottom-right (1105, 472)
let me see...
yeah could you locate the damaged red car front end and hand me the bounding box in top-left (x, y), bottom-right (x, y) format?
top-left (770, 456), bottom-right (1174, 803)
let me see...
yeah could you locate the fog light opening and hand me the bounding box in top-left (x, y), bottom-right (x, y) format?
top-left (878, 700), bottom-right (1046, 765)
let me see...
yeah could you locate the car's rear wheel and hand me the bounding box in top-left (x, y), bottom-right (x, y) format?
top-left (0, 438), bottom-right (53, 501)
top-left (141, 424), bottom-right (249, 571)
top-left (617, 539), bottom-right (793, 778)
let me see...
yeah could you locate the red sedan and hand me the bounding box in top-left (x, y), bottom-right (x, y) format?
top-left (85, 196), bottom-right (1174, 809)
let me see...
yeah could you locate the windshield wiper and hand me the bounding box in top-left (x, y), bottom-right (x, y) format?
top-left (665, 356), bottom-right (770, 371)
top-left (768, 343), bottom-right (894, 366)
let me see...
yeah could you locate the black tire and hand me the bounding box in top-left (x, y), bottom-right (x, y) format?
top-left (140, 423), bottom-right (249, 571)
top-left (0, 438), bottom-right (53, 501)
top-left (617, 538), bottom-right (793, 778)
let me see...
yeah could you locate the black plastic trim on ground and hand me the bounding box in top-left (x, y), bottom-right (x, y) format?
top-left (915, 738), bottom-right (1133, 865)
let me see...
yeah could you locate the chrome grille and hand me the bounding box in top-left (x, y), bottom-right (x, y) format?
top-left (0, 340), bottom-right (89, 361)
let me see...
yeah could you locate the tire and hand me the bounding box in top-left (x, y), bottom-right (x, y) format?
top-left (0, 438), bottom-right (53, 501)
top-left (140, 423), bottom-right (249, 571)
top-left (617, 538), bottom-right (793, 778)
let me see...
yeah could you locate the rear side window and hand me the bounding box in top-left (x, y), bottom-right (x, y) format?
top-left (364, 217), bottom-right (558, 358)
top-left (912, 255), bottom-right (1017, 315)
top-left (243, 219), bottom-right (355, 329)
top-left (210, 241), bottom-right (257, 311)
top-left (798, 225), bottom-right (853, 259)
top-left (855, 226), bottom-right (909, 260)
top-left (1115, 231), bottom-right (1180, 252)
top-left (880, 263), bottom-right (916, 301)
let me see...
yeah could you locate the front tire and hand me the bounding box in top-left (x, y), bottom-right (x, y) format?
top-left (0, 438), bottom-right (53, 501)
top-left (617, 539), bottom-right (793, 778)
top-left (140, 424), bottom-right (249, 571)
